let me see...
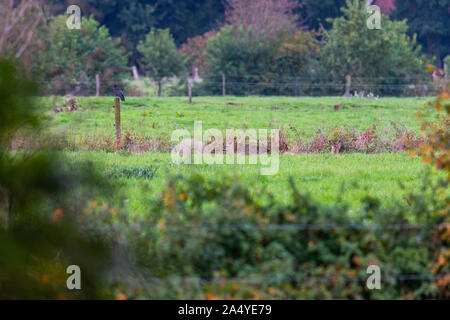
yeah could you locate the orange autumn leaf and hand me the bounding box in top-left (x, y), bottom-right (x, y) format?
top-left (116, 292), bottom-right (128, 300)
top-left (41, 274), bottom-right (49, 284)
top-left (352, 256), bottom-right (362, 267)
top-left (409, 151), bottom-right (418, 158)
top-left (179, 192), bottom-right (187, 201)
top-left (164, 190), bottom-right (175, 207)
top-left (51, 208), bottom-right (64, 222)
top-left (437, 255), bottom-right (446, 268)
top-left (204, 293), bottom-right (220, 300)
top-left (436, 274), bottom-right (450, 288)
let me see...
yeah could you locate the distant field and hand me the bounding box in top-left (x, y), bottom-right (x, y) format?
top-left (40, 96), bottom-right (433, 142)
top-left (39, 96), bottom-right (442, 211)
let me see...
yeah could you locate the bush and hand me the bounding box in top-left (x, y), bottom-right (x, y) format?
top-left (137, 28), bottom-right (185, 97)
top-left (94, 172), bottom-right (448, 299)
top-left (36, 15), bottom-right (129, 95)
top-left (202, 25), bottom-right (317, 96)
top-left (0, 59), bottom-right (115, 299)
top-left (318, 0), bottom-right (429, 96)
top-left (414, 83), bottom-right (450, 178)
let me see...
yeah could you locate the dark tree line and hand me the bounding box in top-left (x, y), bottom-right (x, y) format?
top-left (42, 0), bottom-right (448, 65)
top-left (44, 0), bottom-right (225, 61)
top-left (391, 0), bottom-right (450, 67)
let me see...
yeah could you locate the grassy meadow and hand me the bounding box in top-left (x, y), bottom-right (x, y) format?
top-left (43, 96), bottom-right (432, 140)
top-left (65, 151), bottom-right (436, 215)
top-left (40, 96), bottom-right (442, 213)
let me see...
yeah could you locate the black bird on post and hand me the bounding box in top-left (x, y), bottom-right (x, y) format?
top-left (113, 84), bottom-right (125, 101)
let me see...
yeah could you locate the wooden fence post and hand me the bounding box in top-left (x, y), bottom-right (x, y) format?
top-left (188, 78), bottom-right (192, 104)
top-left (222, 73), bottom-right (226, 97)
top-left (132, 65), bottom-right (139, 79)
top-left (344, 75), bottom-right (351, 97)
top-left (445, 62), bottom-right (449, 84)
top-left (95, 74), bottom-right (100, 97)
top-left (114, 98), bottom-right (121, 149)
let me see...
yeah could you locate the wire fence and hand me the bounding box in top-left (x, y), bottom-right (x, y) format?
top-left (134, 273), bottom-right (449, 285)
top-left (38, 75), bottom-right (446, 97)
top-left (126, 223), bottom-right (439, 232)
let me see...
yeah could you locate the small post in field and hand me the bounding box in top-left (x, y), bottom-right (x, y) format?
top-left (344, 75), bottom-right (351, 97)
top-left (95, 74), bottom-right (100, 97)
top-left (222, 73), bottom-right (226, 97)
top-left (188, 78), bottom-right (192, 104)
top-left (114, 98), bottom-right (121, 149)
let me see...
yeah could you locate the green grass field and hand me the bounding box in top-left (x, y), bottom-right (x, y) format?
top-left (42, 96), bottom-right (433, 140)
top-left (65, 151), bottom-right (437, 215)
top-left (37, 95), bottom-right (444, 213)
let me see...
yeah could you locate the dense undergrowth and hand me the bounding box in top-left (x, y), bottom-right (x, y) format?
top-left (80, 172), bottom-right (449, 299)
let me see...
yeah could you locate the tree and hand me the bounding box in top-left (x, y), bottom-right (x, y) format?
top-left (299, 0), bottom-right (348, 30)
top-left (46, 0), bottom-right (225, 59)
top-left (137, 28), bottom-right (185, 96)
top-left (391, 0), bottom-right (450, 67)
top-left (270, 29), bottom-right (319, 94)
top-left (179, 30), bottom-right (218, 77)
top-left (0, 0), bottom-right (44, 71)
top-left (203, 25), bottom-right (316, 95)
top-left (204, 26), bottom-right (273, 95)
top-left (319, 0), bottom-right (428, 96)
top-left (36, 15), bottom-right (129, 95)
top-left (86, 0), bottom-right (157, 58)
top-left (151, 0), bottom-right (225, 46)
top-left (299, 0), bottom-right (395, 30)
top-left (225, 0), bottom-right (300, 40)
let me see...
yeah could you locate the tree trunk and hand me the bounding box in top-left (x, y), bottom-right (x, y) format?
top-left (132, 66), bottom-right (139, 79)
top-left (0, 187), bottom-right (10, 229)
top-left (158, 81), bottom-right (162, 97)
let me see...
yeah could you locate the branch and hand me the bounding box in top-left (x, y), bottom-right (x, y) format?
top-left (0, 0), bottom-right (14, 50)
top-left (15, 7), bottom-right (43, 58)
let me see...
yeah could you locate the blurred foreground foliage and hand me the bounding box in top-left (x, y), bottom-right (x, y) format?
top-left (0, 59), bottom-right (114, 299)
top-left (94, 171), bottom-right (449, 299)
top-left (414, 83), bottom-right (450, 179)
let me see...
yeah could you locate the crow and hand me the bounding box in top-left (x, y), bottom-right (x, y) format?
top-left (113, 85), bottom-right (125, 101)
